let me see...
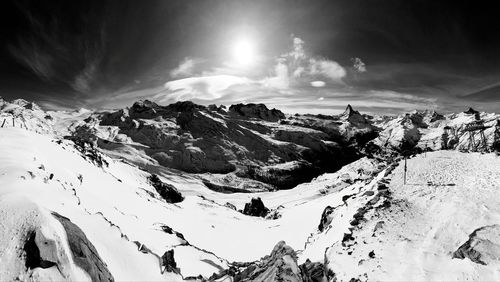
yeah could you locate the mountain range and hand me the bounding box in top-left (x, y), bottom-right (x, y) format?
top-left (0, 97), bottom-right (499, 281)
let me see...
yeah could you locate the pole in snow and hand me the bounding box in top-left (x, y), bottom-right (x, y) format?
top-left (404, 156), bottom-right (407, 185)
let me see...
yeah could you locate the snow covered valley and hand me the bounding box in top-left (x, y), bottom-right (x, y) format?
top-left (1, 99), bottom-right (500, 281)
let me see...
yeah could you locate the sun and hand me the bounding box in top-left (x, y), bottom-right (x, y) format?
top-left (231, 38), bottom-right (256, 66)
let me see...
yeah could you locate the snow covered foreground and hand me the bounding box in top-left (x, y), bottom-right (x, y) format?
top-left (1, 128), bottom-right (500, 280)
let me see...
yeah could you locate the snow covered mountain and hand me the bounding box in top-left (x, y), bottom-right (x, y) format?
top-left (1, 98), bottom-right (500, 281)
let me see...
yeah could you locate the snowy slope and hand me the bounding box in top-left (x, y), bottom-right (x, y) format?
top-left (1, 98), bottom-right (500, 281)
top-left (325, 151), bottom-right (500, 281)
top-left (0, 126), bottom-right (395, 280)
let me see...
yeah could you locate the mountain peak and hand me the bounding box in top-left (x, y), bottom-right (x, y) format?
top-left (464, 107), bottom-right (479, 115)
top-left (341, 104), bottom-right (360, 118)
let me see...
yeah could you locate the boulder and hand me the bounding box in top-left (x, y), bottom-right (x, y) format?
top-left (242, 197), bottom-right (269, 217)
top-left (318, 206), bottom-right (335, 232)
top-left (161, 249), bottom-right (180, 274)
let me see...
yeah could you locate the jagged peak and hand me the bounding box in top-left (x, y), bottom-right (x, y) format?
top-left (131, 99), bottom-right (159, 109)
top-left (228, 103), bottom-right (285, 122)
top-left (464, 107), bottom-right (479, 115)
top-left (10, 99), bottom-right (42, 111)
top-left (341, 104), bottom-right (361, 118)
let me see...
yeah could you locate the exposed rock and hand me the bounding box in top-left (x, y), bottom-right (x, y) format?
top-left (242, 197), bottom-right (269, 218)
top-left (133, 241), bottom-right (153, 254)
top-left (23, 231), bottom-right (57, 270)
top-left (51, 212), bottom-right (114, 281)
top-left (341, 104), bottom-right (360, 118)
top-left (265, 206), bottom-right (283, 220)
top-left (340, 104), bottom-right (369, 126)
top-left (208, 104), bottom-right (227, 114)
top-left (453, 225), bottom-right (500, 265)
top-left (66, 137), bottom-right (108, 167)
top-left (244, 161), bottom-right (320, 190)
top-left (200, 174), bottom-right (274, 193)
top-left (464, 107), bottom-right (479, 115)
top-left (228, 103), bottom-right (285, 122)
top-left (464, 107), bottom-right (481, 120)
top-left (299, 259), bottom-right (327, 282)
top-left (318, 206), bottom-right (335, 232)
top-left (158, 224), bottom-right (186, 241)
top-left (202, 181), bottom-right (253, 194)
top-left (148, 174), bottom-right (184, 203)
top-left (233, 241), bottom-right (302, 281)
top-left (429, 111), bottom-right (444, 122)
top-left (161, 249), bottom-right (180, 274)
top-left (225, 202), bottom-right (237, 210)
top-left (93, 100), bottom-right (367, 189)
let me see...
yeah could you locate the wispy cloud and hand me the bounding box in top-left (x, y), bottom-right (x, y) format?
top-left (351, 57), bottom-right (367, 73)
top-left (7, 2), bottom-right (105, 94)
top-left (162, 75), bottom-right (252, 101)
top-left (98, 36), bottom-right (466, 115)
top-left (170, 57), bottom-right (203, 79)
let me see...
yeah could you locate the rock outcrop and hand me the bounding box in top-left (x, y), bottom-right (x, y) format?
top-left (161, 249), bottom-right (180, 274)
top-left (453, 225), bottom-right (500, 265)
top-left (51, 212), bottom-right (114, 281)
top-left (299, 259), bottom-right (327, 282)
top-left (242, 198), bottom-right (270, 218)
top-left (233, 241), bottom-right (302, 281)
top-left (318, 206), bottom-right (335, 232)
top-left (233, 241), bottom-right (327, 282)
top-left (23, 231), bottom-right (57, 270)
top-left (148, 174), bottom-right (184, 203)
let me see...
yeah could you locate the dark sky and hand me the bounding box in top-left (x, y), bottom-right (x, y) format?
top-left (1, 0), bottom-right (499, 113)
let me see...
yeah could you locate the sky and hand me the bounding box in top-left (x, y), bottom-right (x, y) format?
top-left (0, 0), bottom-right (499, 114)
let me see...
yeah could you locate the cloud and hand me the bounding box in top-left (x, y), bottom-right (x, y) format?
top-left (162, 75), bottom-right (251, 101)
top-left (72, 58), bottom-right (100, 92)
top-left (351, 57), bottom-right (367, 73)
top-left (309, 58), bottom-right (346, 81)
top-left (7, 4), bottom-right (105, 94)
top-left (9, 39), bottom-right (56, 81)
top-left (265, 37), bottom-right (346, 89)
top-left (262, 59), bottom-right (290, 89)
top-left (311, 81), bottom-right (326, 87)
top-left (170, 57), bottom-right (202, 78)
top-left (152, 36), bottom-right (443, 115)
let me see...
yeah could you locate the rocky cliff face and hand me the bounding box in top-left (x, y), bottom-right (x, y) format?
top-left (72, 101), bottom-right (373, 190)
